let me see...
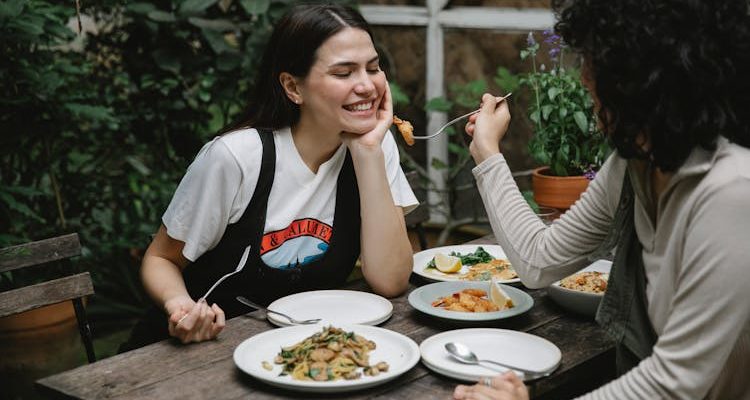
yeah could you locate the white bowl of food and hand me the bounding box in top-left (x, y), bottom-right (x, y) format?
top-left (547, 260), bottom-right (612, 318)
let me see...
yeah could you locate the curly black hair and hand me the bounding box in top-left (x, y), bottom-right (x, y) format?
top-left (552, 0), bottom-right (750, 171)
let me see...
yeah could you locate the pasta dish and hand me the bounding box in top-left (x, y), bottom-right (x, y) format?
top-left (271, 326), bottom-right (389, 381)
top-left (461, 259), bottom-right (517, 281)
top-left (559, 271), bottom-right (608, 293)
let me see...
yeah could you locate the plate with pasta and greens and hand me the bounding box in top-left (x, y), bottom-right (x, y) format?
top-left (233, 325), bottom-right (420, 393)
top-left (412, 245), bottom-right (520, 284)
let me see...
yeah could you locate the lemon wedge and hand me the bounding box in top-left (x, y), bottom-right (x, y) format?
top-left (490, 278), bottom-right (515, 310)
top-left (434, 253), bottom-right (462, 273)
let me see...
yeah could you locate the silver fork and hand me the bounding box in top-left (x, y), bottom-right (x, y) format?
top-left (412, 93), bottom-right (512, 140)
top-left (176, 245), bottom-right (251, 326)
top-left (236, 296), bottom-right (322, 325)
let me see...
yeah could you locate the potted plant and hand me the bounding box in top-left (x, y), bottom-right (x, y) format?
top-left (498, 30), bottom-right (610, 210)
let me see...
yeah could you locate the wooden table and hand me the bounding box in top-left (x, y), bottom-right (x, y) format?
top-left (37, 236), bottom-right (615, 399)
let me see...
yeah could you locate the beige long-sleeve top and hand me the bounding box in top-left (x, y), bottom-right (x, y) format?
top-left (472, 137), bottom-right (750, 399)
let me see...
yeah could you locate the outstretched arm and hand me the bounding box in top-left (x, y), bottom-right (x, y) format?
top-left (466, 93), bottom-right (619, 288)
top-left (341, 82), bottom-right (413, 297)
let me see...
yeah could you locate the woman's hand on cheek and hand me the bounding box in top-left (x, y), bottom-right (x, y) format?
top-left (342, 76), bottom-right (392, 152)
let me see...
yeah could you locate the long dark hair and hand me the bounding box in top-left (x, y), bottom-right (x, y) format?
top-left (553, 0), bottom-right (750, 171)
top-left (221, 3), bottom-right (374, 133)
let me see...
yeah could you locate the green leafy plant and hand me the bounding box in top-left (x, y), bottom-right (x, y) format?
top-left (0, 0), bottom-right (309, 316)
top-left (496, 30), bottom-right (609, 177)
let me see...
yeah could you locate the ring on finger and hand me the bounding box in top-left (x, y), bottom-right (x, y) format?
top-left (482, 377), bottom-right (493, 388)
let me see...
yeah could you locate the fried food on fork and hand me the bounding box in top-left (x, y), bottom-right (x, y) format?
top-left (392, 115), bottom-right (415, 146)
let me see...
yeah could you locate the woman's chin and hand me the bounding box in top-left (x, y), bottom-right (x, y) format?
top-left (344, 122), bottom-right (377, 135)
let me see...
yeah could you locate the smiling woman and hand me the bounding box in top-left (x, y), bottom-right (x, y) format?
top-left (120, 3), bottom-right (418, 352)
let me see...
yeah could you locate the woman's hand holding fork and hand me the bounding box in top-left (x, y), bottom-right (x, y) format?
top-left (166, 294), bottom-right (226, 344)
top-left (465, 93), bottom-right (512, 165)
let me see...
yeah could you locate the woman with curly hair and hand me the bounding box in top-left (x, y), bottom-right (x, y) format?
top-left (455, 0), bottom-right (750, 398)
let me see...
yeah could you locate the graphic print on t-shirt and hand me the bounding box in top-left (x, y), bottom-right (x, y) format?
top-left (259, 218), bottom-right (333, 270)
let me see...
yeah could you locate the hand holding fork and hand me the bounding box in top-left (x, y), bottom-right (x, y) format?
top-left (464, 93), bottom-right (514, 164)
top-left (167, 295), bottom-right (226, 343)
top-left (169, 245), bottom-right (252, 342)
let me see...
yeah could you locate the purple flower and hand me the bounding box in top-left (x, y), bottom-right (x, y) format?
top-left (526, 32), bottom-right (536, 47)
top-left (549, 47), bottom-right (561, 60)
top-left (542, 29), bottom-right (561, 44)
top-left (583, 165), bottom-right (597, 180)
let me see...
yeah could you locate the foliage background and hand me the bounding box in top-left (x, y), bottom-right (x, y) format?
top-left (1, 0), bottom-right (574, 350)
top-left (0, 0), bottom-right (319, 332)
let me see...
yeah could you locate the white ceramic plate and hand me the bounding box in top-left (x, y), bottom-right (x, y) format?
top-left (234, 324), bottom-right (420, 393)
top-left (408, 281), bottom-right (533, 322)
top-left (412, 245), bottom-right (520, 283)
top-left (420, 328), bottom-right (561, 382)
top-left (547, 259), bottom-right (612, 318)
top-left (266, 290), bottom-right (393, 327)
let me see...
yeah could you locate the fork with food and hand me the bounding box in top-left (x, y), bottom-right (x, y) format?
top-left (392, 93), bottom-right (512, 146)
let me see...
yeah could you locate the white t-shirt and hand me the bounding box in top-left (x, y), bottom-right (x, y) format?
top-left (163, 127), bottom-right (418, 269)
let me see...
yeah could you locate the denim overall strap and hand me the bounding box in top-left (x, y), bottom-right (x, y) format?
top-left (595, 171), bottom-right (659, 375)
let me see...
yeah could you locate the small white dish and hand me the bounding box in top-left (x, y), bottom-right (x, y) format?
top-left (265, 290), bottom-right (393, 327)
top-left (412, 245), bottom-right (520, 283)
top-left (547, 259), bottom-right (612, 318)
top-left (234, 324), bottom-right (420, 393)
top-left (408, 281), bottom-right (533, 322)
top-left (420, 328), bottom-right (561, 382)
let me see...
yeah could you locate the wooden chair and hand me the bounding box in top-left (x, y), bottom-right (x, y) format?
top-left (0, 233), bottom-right (96, 363)
top-left (405, 171), bottom-right (430, 250)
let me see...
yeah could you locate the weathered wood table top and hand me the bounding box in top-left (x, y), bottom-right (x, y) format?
top-left (37, 236), bottom-right (615, 399)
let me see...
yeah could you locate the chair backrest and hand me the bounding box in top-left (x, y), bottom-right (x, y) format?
top-left (404, 171), bottom-right (430, 250)
top-left (0, 233), bottom-right (96, 362)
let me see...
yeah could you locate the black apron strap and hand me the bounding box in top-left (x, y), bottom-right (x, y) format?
top-left (243, 149), bottom-right (361, 306)
top-left (595, 170), bottom-right (659, 375)
top-left (181, 128), bottom-right (276, 317)
top-left (119, 129), bottom-right (276, 352)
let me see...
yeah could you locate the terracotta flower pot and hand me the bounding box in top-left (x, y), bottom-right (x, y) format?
top-left (531, 167), bottom-right (590, 211)
top-left (0, 301), bottom-right (82, 399)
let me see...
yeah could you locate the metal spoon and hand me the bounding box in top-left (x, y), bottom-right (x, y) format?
top-left (235, 296), bottom-right (322, 325)
top-left (444, 342), bottom-right (551, 381)
top-left (412, 93), bottom-right (512, 140)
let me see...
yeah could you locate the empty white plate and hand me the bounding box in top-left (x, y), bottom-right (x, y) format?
top-left (420, 328), bottom-right (561, 382)
top-left (234, 324), bottom-right (420, 393)
top-left (265, 290), bottom-right (393, 327)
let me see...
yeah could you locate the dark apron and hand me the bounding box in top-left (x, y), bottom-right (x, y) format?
top-left (594, 169), bottom-right (659, 375)
top-left (120, 128), bottom-right (361, 352)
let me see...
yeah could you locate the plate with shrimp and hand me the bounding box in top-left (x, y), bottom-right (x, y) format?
top-left (233, 324), bottom-right (420, 393)
top-left (408, 280), bottom-right (533, 322)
